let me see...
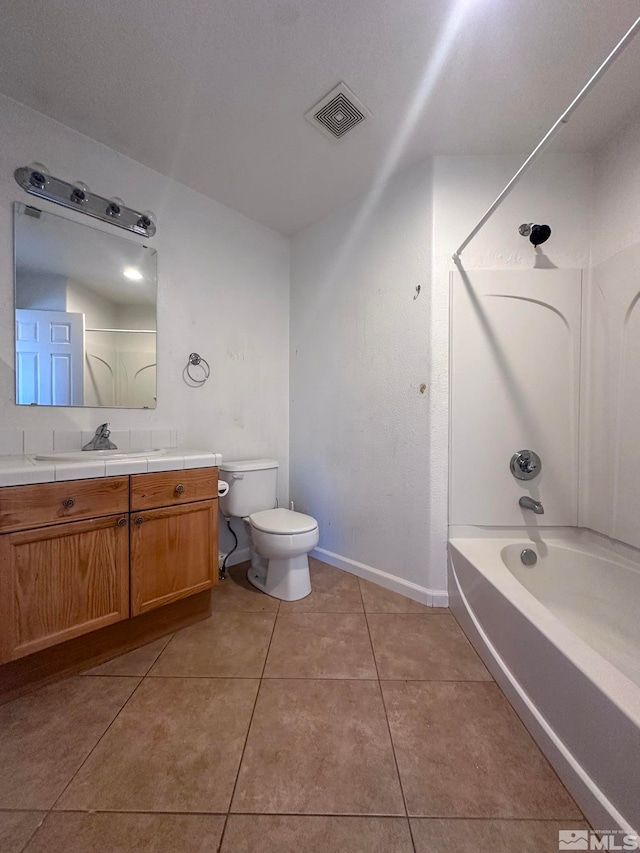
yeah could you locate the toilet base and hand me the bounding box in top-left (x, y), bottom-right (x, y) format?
top-left (247, 554), bottom-right (312, 602)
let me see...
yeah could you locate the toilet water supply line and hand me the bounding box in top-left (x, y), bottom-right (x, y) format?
top-left (452, 14), bottom-right (640, 262)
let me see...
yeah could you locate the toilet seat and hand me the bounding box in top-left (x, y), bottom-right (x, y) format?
top-left (249, 507), bottom-right (317, 535)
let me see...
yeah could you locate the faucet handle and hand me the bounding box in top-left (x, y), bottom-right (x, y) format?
top-left (510, 449), bottom-right (542, 481)
top-left (519, 452), bottom-right (536, 474)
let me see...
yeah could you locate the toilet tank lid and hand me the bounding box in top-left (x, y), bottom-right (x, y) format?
top-left (250, 507), bottom-right (317, 534)
top-left (219, 458), bottom-right (279, 473)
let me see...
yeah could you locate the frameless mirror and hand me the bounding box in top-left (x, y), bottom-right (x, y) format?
top-left (14, 202), bottom-right (157, 408)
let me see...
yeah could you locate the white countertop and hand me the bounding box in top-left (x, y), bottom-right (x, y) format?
top-left (0, 450), bottom-right (222, 487)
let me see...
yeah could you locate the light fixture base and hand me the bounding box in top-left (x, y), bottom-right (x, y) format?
top-left (14, 167), bottom-right (156, 238)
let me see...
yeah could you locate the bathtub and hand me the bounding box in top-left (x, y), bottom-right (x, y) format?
top-left (448, 528), bottom-right (640, 835)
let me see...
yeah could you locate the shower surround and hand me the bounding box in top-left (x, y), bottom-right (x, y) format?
top-left (448, 263), bottom-right (640, 834)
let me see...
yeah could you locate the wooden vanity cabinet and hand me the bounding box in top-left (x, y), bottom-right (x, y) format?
top-left (129, 469), bottom-right (218, 616)
top-left (0, 467), bottom-right (219, 666)
top-left (0, 477), bottom-right (130, 663)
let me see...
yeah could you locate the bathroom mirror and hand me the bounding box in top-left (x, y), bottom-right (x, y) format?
top-left (14, 202), bottom-right (157, 408)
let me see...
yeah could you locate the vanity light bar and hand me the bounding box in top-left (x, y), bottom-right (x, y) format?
top-left (14, 166), bottom-right (157, 238)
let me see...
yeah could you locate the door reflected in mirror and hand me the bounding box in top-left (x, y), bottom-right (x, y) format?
top-left (14, 202), bottom-right (157, 409)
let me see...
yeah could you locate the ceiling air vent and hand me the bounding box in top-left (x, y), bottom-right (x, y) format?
top-left (305, 82), bottom-right (372, 141)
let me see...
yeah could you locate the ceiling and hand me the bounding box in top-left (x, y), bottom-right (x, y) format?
top-left (1, 0), bottom-right (639, 235)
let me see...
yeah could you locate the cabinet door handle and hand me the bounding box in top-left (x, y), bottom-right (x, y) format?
top-left (117, 517), bottom-right (127, 527)
top-left (134, 516), bottom-right (145, 525)
top-left (175, 484), bottom-right (184, 494)
top-left (63, 498), bottom-right (76, 508)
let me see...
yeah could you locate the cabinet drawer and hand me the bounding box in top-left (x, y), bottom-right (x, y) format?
top-left (130, 467), bottom-right (218, 511)
top-left (0, 476), bottom-right (129, 534)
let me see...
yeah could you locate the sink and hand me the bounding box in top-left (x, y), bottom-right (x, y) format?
top-left (34, 449), bottom-right (168, 462)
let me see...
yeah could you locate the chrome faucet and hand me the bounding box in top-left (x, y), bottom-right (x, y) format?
top-left (519, 496), bottom-right (544, 515)
top-left (82, 423), bottom-right (117, 451)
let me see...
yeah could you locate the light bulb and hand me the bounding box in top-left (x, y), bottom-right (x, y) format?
top-left (28, 162), bottom-right (49, 189)
top-left (136, 209), bottom-right (156, 232)
top-left (106, 197), bottom-right (124, 217)
top-left (70, 180), bottom-right (90, 204)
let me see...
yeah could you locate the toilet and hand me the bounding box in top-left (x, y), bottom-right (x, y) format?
top-left (219, 458), bottom-right (318, 601)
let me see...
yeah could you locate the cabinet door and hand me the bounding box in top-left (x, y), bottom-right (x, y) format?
top-left (0, 514), bottom-right (129, 663)
top-left (130, 500), bottom-right (217, 616)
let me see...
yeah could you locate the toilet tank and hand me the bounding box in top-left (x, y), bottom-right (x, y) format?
top-left (219, 458), bottom-right (278, 518)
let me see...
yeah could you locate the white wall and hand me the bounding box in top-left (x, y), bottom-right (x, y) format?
top-left (15, 271), bottom-right (66, 311)
top-left (290, 161), bottom-right (436, 602)
top-left (581, 114), bottom-right (640, 549)
top-left (289, 152), bottom-right (593, 603)
top-left (0, 96), bottom-right (290, 509)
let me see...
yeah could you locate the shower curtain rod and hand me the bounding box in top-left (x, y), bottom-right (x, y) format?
top-left (452, 14), bottom-right (640, 262)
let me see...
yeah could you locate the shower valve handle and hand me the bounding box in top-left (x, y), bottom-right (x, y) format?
top-left (519, 454), bottom-right (536, 474)
top-left (510, 450), bottom-right (542, 481)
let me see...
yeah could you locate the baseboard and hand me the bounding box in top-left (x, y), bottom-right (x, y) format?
top-left (311, 547), bottom-right (449, 608)
top-left (220, 547), bottom-right (251, 569)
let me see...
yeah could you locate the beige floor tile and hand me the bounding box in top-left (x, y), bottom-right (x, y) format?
top-left (367, 614), bottom-right (491, 680)
top-left (264, 613), bottom-right (377, 679)
top-left (359, 578), bottom-right (444, 613)
top-left (148, 612), bottom-right (276, 677)
top-left (56, 677), bottom-right (258, 813)
top-left (411, 818), bottom-right (591, 852)
top-left (0, 812), bottom-right (45, 853)
top-left (24, 812), bottom-right (226, 853)
top-left (82, 636), bottom-right (173, 676)
top-left (278, 559), bottom-right (363, 612)
top-left (212, 562), bottom-right (280, 612)
top-left (383, 681), bottom-right (583, 819)
top-left (232, 679), bottom-right (404, 815)
top-left (0, 676), bottom-right (140, 809)
top-left (222, 815), bottom-right (413, 852)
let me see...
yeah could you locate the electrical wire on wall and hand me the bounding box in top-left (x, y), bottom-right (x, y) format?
top-left (219, 518), bottom-right (238, 580)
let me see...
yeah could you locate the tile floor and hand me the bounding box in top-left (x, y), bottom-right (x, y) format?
top-left (0, 558), bottom-right (589, 852)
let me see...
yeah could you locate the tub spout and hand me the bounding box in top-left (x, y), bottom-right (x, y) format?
top-left (519, 496), bottom-right (544, 515)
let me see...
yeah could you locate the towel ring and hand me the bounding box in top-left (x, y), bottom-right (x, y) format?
top-left (184, 352), bottom-right (210, 385)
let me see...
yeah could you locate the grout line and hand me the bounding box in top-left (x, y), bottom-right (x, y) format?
top-left (359, 588), bottom-right (417, 853)
top-left (14, 807), bottom-right (590, 821)
top-left (47, 674), bottom-right (147, 813)
top-left (217, 596), bottom-right (281, 852)
top-left (14, 812), bottom-right (46, 853)
top-left (9, 575), bottom-right (583, 841)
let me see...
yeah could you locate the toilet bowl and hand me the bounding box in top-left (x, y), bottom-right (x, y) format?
top-left (246, 508), bottom-right (318, 601)
top-left (219, 459), bottom-right (319, 602)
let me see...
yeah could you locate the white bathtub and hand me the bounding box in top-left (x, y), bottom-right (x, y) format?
top-left (448, 528), bottom-right (640, 835)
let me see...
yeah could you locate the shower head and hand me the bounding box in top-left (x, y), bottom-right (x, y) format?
top-left (518, 223), bottom-right (551, 247)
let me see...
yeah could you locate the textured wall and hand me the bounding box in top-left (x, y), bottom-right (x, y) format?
top-left (290, 161), bottom-right (435, 601)
top-left (0, 96), bottom-right (290, 504)
top-left (290, 152), bottom-right (593, 602)
top-left (0, 96), bottom-right (290, 557)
